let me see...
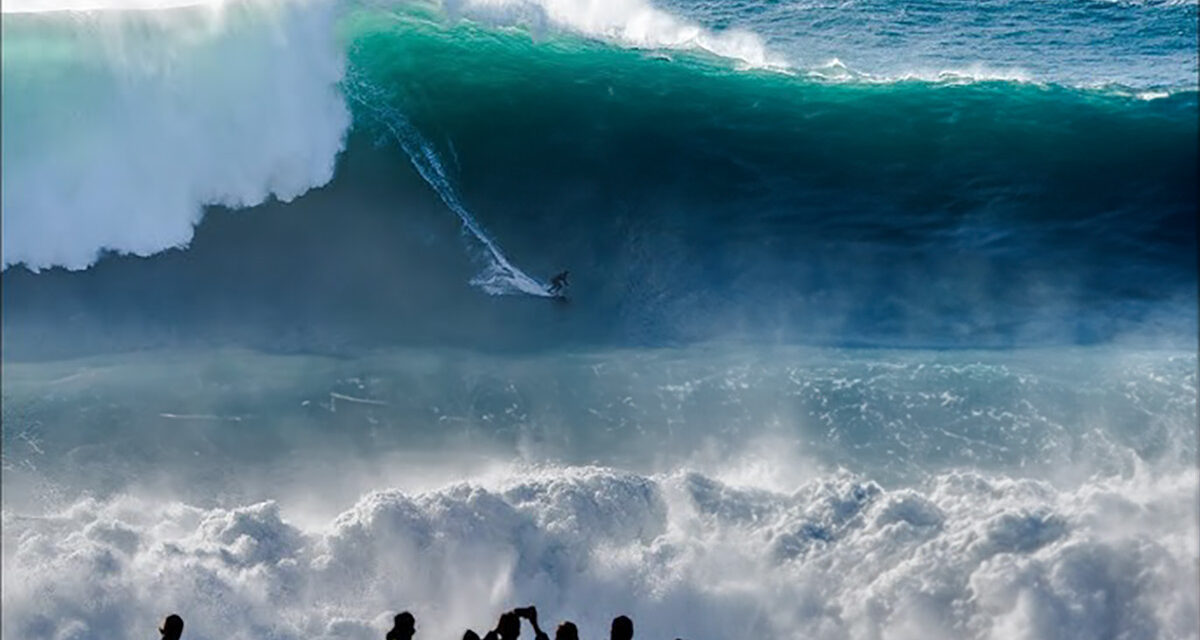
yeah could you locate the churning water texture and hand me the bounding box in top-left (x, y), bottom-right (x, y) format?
top-left (1, 0), bottom-right (1197, 639)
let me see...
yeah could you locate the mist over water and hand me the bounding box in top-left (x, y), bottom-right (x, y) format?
top-left (4, 345), bottom-right (1197, 639)
top-left (2, 0), bottom-right (1197, 638)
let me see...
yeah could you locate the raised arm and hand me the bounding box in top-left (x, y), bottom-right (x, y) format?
top-left (515, 606), bottom-right (549, 640)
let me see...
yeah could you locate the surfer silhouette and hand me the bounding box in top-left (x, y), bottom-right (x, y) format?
top-left (548, 271), bottom-right (569, 296)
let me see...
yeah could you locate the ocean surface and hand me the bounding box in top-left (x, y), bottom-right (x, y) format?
top-left (1, 0), bottom-right (1197, 638)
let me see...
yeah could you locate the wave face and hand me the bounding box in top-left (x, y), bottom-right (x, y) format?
top-left (338, 9), bottom-right (1198, 343)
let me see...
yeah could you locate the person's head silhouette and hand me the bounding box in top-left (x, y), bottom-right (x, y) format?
top-left (610, 615), bottom-right (633, 640)
top-left (555, 621), bottom-right (579, 640)
top-left (496, 612), bottom-right (521, 640)
top-left (463, 631), bottom-right (482, 640)
top-left (160, 614), bottom-right (184, 640)
top-left (388, 611), bottom-right (416, 640)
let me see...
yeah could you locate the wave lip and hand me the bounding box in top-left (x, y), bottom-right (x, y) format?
top-left (2, 0), bottom-right (1195, 275)
top-left (448, 0), bottom-right (785, 68)
top-left (1, 0), bottom-right (225, 13)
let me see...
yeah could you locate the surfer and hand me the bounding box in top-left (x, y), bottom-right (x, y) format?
top-left (548, 270), bottom-right (569, 296)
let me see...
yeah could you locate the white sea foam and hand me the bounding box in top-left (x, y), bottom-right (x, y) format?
top-left (2, 0), bottom-right (221, 13)
top-left (446, 0), bottom-right (782, 68)
top-left (2, 464), bottom-right (1196, 640)
top-left (2, 347), bottom-right (1195, 638)
top-left (1, 0), bottom-right (348, 271)
top-left (836, 63), bottom-right (1036, 86)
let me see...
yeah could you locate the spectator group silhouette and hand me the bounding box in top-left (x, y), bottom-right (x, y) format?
top-left (157, 607), bottom-right (669, 640)
top-left (461, 607), bottom-right (640, 640)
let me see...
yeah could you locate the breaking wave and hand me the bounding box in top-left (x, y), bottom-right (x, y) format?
top-left (0, 0), bottom-right (774, 274)
top-left (0, 0), bottom-right (349, 270)
top-left (3, 0), bottom-right (1195, 291)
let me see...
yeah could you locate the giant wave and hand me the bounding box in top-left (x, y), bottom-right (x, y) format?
top-left (2, 0), bottom-right (1196, 352)
top-left (2, 0), bottom-right (1196, 283)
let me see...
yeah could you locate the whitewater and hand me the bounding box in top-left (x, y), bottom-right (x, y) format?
top-left (2, 0), bottom-right (1198, 639)
top-left (4, 346), bottom-right (1197, 639)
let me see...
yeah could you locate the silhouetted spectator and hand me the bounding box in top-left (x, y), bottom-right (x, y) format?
top-left (387, 612), bottom-right (416, 640)
top-left (555, 621), bottom-right (579, 640)
top-left (463, 632), bottom-right (482, 640)
top-left (160, 614), bottom-right (184, 640)
top-left (484, 611), bottom-right (522, 640)
top-left (610, 615), bottom-right (633, 640)
top-left (514, 606), bottom-right (549, 640)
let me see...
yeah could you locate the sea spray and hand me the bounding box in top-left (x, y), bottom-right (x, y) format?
top-left (0, 0), bottom-right (349, 270)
